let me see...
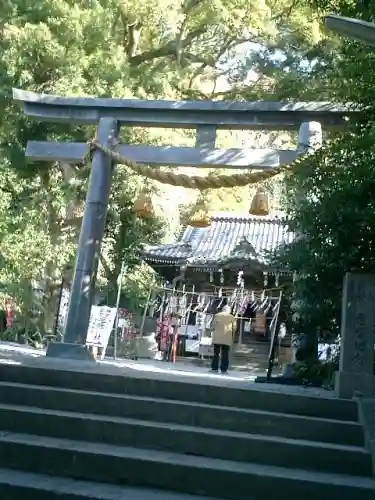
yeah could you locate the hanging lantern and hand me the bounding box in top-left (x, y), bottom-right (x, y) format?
top-left (133, 190), bottom-right (154, 219)
top-left (250, 187), bottom-right (270, 216)
top-left (188, 199), bottom-right (211, 228)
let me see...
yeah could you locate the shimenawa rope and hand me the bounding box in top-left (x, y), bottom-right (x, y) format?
top-left (88, 139), bottom-right (303, 190)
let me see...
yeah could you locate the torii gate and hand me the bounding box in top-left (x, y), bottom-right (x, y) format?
top-left (14, 89), bottom-right (357, 360)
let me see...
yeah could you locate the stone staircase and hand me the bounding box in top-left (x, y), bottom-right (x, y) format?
top-left (231, 339), bottom-right (276, 374)
top-left (233, 339), bottom-right (270, 358)
top-left (0, 361), bottom-right (374, 499)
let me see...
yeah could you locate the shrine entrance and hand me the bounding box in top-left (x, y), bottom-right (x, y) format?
top-left (14, 88), bottom-right (355, 360)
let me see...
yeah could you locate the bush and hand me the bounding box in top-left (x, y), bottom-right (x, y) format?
top-left (293, 341), bottom-right (340, 388)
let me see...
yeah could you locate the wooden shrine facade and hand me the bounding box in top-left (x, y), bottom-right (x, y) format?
top-left (142, 213), bottom-right (293, 289)
top-left (13, 87), bottom-right (360, 360)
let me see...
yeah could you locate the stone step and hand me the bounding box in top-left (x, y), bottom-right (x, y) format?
top-left (0, 468), bottom-right (220, 500)
top-left (0, 382), bottom-right (364, 446)
top-left (0, 432), bottom-right (374, 500)
top-left (233, 342), bottom-right (270, 357)
top-left (0, 403), bottom-right (370, 476)
top-left (0, 363), bottom-right (358, 421)
top-left (231, 352), bottom-right (269, 361)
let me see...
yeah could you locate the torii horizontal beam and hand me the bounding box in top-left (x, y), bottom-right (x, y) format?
top-left (26, 141), bottom-right (301, 169)
top-left (13, 88), bottom-right (358, 130)
top-left (325, 15), bottom-right (375, 47)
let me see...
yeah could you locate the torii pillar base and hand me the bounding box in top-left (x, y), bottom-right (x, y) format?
top-left (46, 342), bottom-right (96, 361)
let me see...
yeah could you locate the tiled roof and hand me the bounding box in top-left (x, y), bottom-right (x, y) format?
top-left (141, 213), bottom-right (293, 267)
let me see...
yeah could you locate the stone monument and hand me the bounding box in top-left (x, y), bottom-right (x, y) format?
top-left (335, 273), bottom-right (375, 398)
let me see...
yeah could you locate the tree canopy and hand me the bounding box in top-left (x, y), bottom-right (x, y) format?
top-left (268, 2), bottom-right (375, 346)
top-left (1, 0), bottom-right (375, 346)
top-left (0, 0), bottom-right (320, 331)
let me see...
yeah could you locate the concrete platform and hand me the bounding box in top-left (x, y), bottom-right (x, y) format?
top-left (0, 340), bottom-right (278, 379)
top-left (0, 341), bottom-right (326, 396)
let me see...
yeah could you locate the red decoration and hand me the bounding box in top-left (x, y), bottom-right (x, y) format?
top-left (4, 299), bottom-right (14, 328)
top-left (156, 315), bottom-right (172, 352)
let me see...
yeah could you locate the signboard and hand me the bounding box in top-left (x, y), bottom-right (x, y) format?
top-left (86, 305), bottom-right (117, 349)
top-left (58, 289), bottom-right (70, 330)
top-left (340, 273), bottom-right (375, 374)
top-left (58, 293), bottom-right (116, 350)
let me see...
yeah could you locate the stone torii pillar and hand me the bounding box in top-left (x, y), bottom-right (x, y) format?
top-left (46, 118), bottom-right (119, 359)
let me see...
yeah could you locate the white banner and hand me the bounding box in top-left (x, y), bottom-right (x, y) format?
top-left (58, 289), bottom-right (70, 330)
top-left (86, 306), bottom-right (117, 349)
top-left (58, 293), bottom-right (116, 350)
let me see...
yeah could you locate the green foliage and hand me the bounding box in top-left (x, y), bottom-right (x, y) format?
top-left (293, 358), bottom-right (339, 388)
top-left (101, 164), bottom-right (165, 307)
top-left (0, 0), bottom-right (171, 329)
top-left (266, 4), bottom-right (375, 348)
top-left (276, 119), bottom-right (375, 341)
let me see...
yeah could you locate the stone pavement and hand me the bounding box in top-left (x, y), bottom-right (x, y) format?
top-left (0, 341), bottom-right (333, 399)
